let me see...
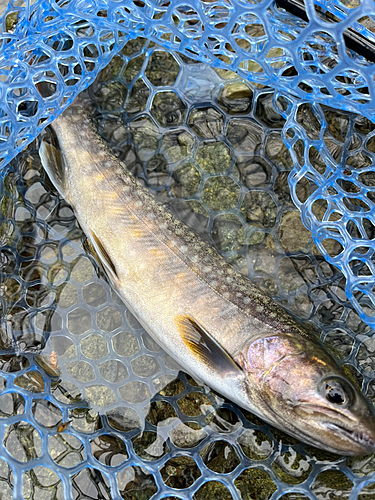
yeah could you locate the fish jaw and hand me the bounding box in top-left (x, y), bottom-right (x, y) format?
top-left (238, 332), bottom-right (375, 456)
top-left (293, 402), bottom-right (375, 456)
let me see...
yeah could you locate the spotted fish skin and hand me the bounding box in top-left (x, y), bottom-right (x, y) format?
top-left (46, 100), bottom-right (302, 359)
top-left (39, 96), bottom-right (375, 456)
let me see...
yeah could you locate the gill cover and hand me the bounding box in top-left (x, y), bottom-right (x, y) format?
top-left (244, 333), bottom-right (375, 455)
top-left (244, 333), bottom-right (353, 409)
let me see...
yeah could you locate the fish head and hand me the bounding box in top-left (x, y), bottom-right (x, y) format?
top-left (239, 333), bottom-right (375, 455)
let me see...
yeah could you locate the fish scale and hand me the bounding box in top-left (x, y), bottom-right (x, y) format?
top-left (46, 101), bottom-right (261, 360)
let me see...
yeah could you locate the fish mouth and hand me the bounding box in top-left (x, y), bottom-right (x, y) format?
top-left (290, 404), bottom-right (375, 454)
top-left (327, 423), bottom-right (375, 454)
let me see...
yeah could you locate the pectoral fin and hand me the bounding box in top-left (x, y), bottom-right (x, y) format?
top-left (174, 315), bottom-right (242, 378)
top-left (39, 139), bottom-right (68, 200)
top-left (89, 230), bottom-right (119, 282)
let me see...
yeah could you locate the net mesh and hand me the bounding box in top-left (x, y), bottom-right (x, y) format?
top-left (1, 0), bottom-right (375, 498)
top-left (0, 38), bottom-right (375, 499)
top-left (2, 0), bottom-right (375, 326)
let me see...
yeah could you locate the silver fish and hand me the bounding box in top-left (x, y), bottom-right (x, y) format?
top-left (39, 95), bottom-right (375, 456)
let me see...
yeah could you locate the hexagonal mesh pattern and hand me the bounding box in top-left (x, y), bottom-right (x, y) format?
top-left (280, 94), bottom-right (375, 329)
top-left (0, 38), bottom-right (375, 499)
top-left (2, 0), bottom-right (375, 168)
top-left (2, 0), bottom-right (375, 330)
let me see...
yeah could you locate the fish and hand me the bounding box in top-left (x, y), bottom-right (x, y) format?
top-left (39, 92), bottom-right (375, 456)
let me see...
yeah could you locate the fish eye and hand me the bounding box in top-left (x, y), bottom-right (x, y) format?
top-left (321, 377), bottom-right (353, 407)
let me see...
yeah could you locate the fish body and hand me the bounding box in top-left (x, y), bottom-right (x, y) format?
top-left (40, 96), bottom-right (375, 456)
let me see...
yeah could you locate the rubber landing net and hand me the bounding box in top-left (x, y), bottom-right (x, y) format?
top-left (1, 0), bottom-right (375, 326)
top-left (0, 1), bottom-right (375, 499)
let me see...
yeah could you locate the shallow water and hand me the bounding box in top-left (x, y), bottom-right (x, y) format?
top-left (0, 37), bottom-right (374, 499)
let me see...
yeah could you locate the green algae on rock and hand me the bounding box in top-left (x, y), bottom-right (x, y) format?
top-left (241, 190), bottom-right (277, 228)
top-left (211, 214), bottom-right (246, 252)
top-left (196, 141), bottom-right (231, 173)
top-left (177, 392), bottom-right (213, 417)
top-left (234, 468), bottom-right (277, 500)
top-left (194, 480), bottom-right (233, 500)
top-left (171, 163), bottom-right (201, 198)
top-left (311, 470), bottom-right (353, 500)
top-left (161, 455), bottom-right (201, 489)
top-left (144, 401), bottom-right (177, 427)
top-left (238, 429), bottom-right (273, 461)
top-left (272, 451), bottom-right (312, 485)
top-left (202, 176), bottom-right (240, 210)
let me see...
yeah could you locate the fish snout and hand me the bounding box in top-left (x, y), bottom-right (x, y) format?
top-left (341, 392), bottom-right (375, 455)
top-left (326, 419), bottom-right (375, 456)
top-left (295, 394), bottom-right (375, 456)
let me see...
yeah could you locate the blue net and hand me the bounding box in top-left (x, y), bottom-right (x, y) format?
top-left (2, 0), bottom-right (375, 326)
top-left (2, 1), bottom-right (375, 499)
top-left (0, 36), bottom-right (374, 500)
top-left (281, 94), bottom-right (375, 330)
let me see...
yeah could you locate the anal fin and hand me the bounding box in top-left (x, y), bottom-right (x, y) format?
top-left (39, 139), bottom-right (68, 200)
